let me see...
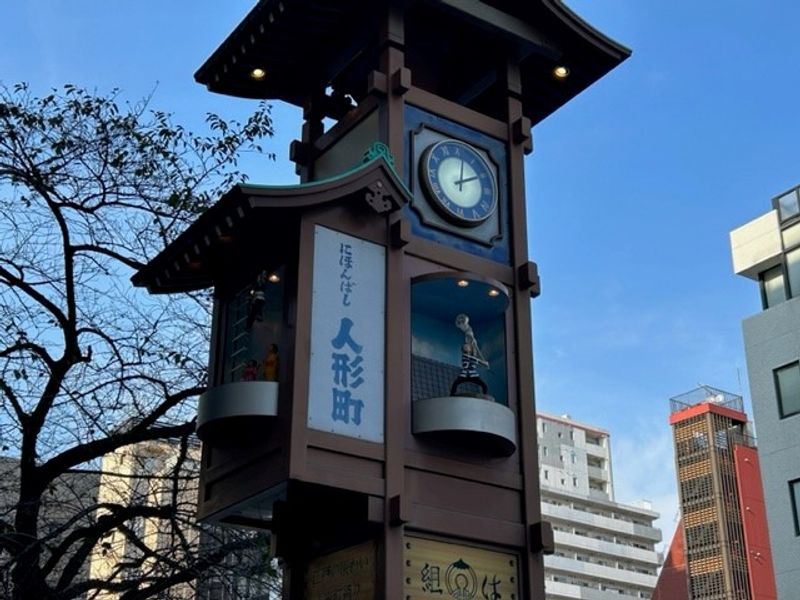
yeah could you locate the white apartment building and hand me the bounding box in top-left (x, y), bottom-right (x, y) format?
top-left (538, 412), bottom-right (662, 600)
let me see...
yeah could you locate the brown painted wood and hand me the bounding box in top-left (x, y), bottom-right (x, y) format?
top-left (130, 4), bottom-right (631, 598)
top-left (378, 14), bottom-right (407, 595)
top-left (404, 240), bottom-right (515, 285)
top-left (409, 504), bottom-right (526, 547)
top-left (504, 60), bottom-right (545, 600)
top-left (311, 96), bottom-right (380, 157)
top-left (406, 88), bottom-right (508, 141)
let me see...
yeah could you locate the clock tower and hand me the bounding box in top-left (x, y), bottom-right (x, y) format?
top-left (134, 2), bottom-right (629, 598)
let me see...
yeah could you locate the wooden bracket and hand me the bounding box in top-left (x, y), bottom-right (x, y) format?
top-left (512, 116), bottom-right (533, 155)
top-left (289, 140), bottom-right (310, 166)
top-left (517, 261), bottom-right (541, 297)
top-left (367, 70), bottom-right (389, 96)
top-left (529, 521), bottom-right (555, 555)
top-left (368, 68), bottom-right (410, 96)
top-left (390, 217), bottom-right (411, 248)
top-left (389, 494), bottom-right (409, 526)
top-left (391, 67), bottom-right (411, 96)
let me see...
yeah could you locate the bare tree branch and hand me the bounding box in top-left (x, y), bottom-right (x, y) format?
top-left (0, 83), bottom-right (276, 600)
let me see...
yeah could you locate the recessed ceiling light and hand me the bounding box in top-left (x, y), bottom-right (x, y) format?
top-left (250, 68), bottom-right (267, 81)
top-left (553, 65), bottom-right (570, 79)
top-left (268, 273), bottom-right (280, 283)
top-left (488, 288), bottom-right (500, 297)
top-left (457, 279), bottom-right (469, 288)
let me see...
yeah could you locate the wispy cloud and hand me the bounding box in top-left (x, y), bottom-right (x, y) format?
top-left (611, 420), bottom-right (680, 553)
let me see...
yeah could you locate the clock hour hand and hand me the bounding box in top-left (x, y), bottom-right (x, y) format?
top-left (454, 174), bottom-right (479, 189)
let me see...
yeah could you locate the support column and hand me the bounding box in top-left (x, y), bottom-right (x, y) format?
top-left (379, 4), bottom-right (407, 598)
top-left (505, 58), bottom-right (547, 599)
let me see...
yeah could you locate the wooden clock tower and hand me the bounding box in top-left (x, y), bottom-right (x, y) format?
top-left (134, 2), bottom-right (629, 598)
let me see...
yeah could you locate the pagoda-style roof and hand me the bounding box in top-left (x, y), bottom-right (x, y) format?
top-left (132, 157), bottom-right (409, 293)
top-left (195, 0), bottom-right (630, 125)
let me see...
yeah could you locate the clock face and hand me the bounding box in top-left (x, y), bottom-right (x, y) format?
top-left (420, 139), bottom-right (498, 227)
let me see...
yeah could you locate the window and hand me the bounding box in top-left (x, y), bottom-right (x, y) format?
top-left (788, 248), bottom-right (800, 297)
top-left (776, 188), bottom-right (800, 222)
top-left (783, 222), bottom-right (800, 249)
top-left (760, 265), bottom-right (786, 309)
top-left (791, 479), bottom-right (800, 536)
top-left (774, 362), bottom-right (800, 418)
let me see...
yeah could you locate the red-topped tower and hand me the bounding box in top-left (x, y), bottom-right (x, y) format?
top-left (134, 2), bottom-right (629, 597)
top-left (657, 386), bottom-right (776, 600)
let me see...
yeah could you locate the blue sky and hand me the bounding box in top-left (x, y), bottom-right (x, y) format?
top-left (4, 1), bottom-right (799, 548)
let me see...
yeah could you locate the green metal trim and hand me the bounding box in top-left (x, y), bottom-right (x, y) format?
top-left (239, 153), bottom-right (410, 197)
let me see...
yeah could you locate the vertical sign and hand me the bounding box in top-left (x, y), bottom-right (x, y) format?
top-left (308, 225), bottom-right (385, 443)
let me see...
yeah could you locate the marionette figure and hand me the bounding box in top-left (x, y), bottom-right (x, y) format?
top-left (263, 343), bottom-right (280, 382)
top-left (450, 313), bottom-right (489, 396)
top-left (247, 271), bottom-right (269, 329)
top-left (242, 359), bottom-right (259, 381)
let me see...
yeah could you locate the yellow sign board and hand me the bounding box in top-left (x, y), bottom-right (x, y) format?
top-left (404, 536), bottom-right (519, 599)
top-left (305, 540), bottom-right (376, 600)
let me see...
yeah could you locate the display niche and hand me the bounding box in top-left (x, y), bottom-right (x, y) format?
top-left (196, 265), bottom-right (286, 441)
top-left (411, 273), bottom-right (517, 456)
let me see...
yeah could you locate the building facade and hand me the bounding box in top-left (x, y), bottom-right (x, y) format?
top-left (537, 413), bottom-right (662, 600)
top-left (87, 440), bottom-right (277, 600)
top-left (0, 457), bottom-right (100, 599)
top-left (661, 386), bottom-right (775, 600)
top-left (730, 185), bottom-right (800, 598)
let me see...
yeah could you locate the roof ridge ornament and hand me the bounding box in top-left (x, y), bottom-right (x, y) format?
top-left (362, 142), bottom-right (395, 170)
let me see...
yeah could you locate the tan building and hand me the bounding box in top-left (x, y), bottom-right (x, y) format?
top-left (87, 440), bottom-right (201, 598)
top-left (87, 439), bottom-right (277, 600)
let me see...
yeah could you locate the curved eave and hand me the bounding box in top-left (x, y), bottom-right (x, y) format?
top-left (542, 0), bottom-right (631, 60)
top-left (195, 0), bottom-right (629, 125)
top-left (132, 158), bottom-right (409, 294)
top-left (195, 0), bottom-right (378, 103)
top-left (517, 0), bottom-right (631, 124)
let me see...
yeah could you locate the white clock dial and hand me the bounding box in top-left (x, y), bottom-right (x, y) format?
top-left (420, 139), bottom-right (498, 227)
top-left (437, 157), bottom-right (481, 208)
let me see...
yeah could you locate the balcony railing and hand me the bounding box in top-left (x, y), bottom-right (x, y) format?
top-left (669, 385), bottom-right (744, 415)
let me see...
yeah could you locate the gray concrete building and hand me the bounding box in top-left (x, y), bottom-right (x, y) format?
top-left (730, 183), bottom-right (800, 597)
top-left (537, 413), bottom-right (662, 599)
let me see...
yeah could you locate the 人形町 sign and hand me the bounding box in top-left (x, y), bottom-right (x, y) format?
top-left (308, 225), bottom-right (385, 443)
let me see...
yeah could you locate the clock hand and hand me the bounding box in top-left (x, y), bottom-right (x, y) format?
top-left (453, 174), bottom-right (479, 188)
top-left (458, 159), bottom-right (465, 191)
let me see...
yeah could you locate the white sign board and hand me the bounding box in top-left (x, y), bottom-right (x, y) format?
top-left (308, 226), bottom-right (385, 443)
